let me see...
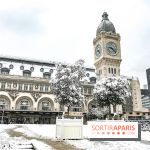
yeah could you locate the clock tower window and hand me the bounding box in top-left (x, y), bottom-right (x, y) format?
top-left (114, 68), bottom-right (116, 74)
top-left (108, 68), bottom-right (111, 74)
top-left (111, 68), bottom-right (113, 74)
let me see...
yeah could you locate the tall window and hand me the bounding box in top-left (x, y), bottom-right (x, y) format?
top-left (29, 84), bottom-right (33, 91)
top-left (45, 85), bottom-right (49, 92)
top-left (1, 82), bottom-right (6, 89)
top-left (0, 99), bottom-right (8, 110)
top-left (111, 68), bottom-right (113, 74)
top-left (19, 100), bottom-right (30, 110)
top-left (24, 84), bottom-right (28, 91)
top-left (42, 101), bottom-right (51, 111)
top-left (18, 84), bottom-right (22, 91)
top-left (40, 85), bottom-right (44, 92)
top-left (108, 68), bottom-right (111, 74)
top-left (7, 82), bottom-right (12, 89)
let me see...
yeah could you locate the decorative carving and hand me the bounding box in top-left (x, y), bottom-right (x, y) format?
top-left (31, 93), bottom-right (42, 102)
top-left (8, 91), bottom-right (19, 100)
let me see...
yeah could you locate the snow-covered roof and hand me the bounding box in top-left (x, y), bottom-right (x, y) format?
top-left (0, 55), bottom-right (56, 66)
top-left (0, 55), bottom-right (96, 81)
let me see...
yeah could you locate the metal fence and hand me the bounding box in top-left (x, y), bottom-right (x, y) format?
top-left (126, 120), bottom-right (150, 131)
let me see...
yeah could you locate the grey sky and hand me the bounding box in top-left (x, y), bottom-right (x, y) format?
top-left (0, 0), bottom-right (149, 87)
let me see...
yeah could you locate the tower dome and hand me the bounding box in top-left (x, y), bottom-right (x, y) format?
top-left (96, 12), bottom-right (116, 36)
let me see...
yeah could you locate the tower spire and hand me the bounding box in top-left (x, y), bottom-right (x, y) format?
top-left (102, 12), bottom-right (109, 21)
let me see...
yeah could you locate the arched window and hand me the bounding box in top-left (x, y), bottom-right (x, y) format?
top-left (38, 99), bottom-right (54, 111)
top-left (43, 72), bottom-right (51, 79)
top-left (20, 100), bottom-right (30, 110)
top-left (23, 70), bottom-right (31, 77)
top-left (17, 99), bottom-right (31, 110)
top-left (42, 101), bottom-right (51, 111)
top-left (90, 77), bottom-right (96, 83)
top-left (0, 99), bottom-right (9, 110)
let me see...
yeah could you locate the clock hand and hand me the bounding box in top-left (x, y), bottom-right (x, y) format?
top-left (109, 47), bottom-right (115, 53)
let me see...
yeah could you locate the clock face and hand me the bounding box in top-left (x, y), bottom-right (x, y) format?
top-left (106, 42), bottom-right (117, 55)
top-left (95, 44), bottom-right (101, 59)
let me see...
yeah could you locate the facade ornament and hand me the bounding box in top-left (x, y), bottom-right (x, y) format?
top-left (31, 92), bottom-right (42, 102)
top-left (8, 91), bottom-right (19, 100)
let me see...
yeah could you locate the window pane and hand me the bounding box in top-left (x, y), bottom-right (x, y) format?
top-left (18, 84), bottom-right (22, 91)
top-left (45, 86), bottom-right (49, 92)
top-left (1, 82), bottom-right (6, 89)
top-left (40, 85), bottom-right (44, 92)
top-left (29, 84), bottom-right (33, 91)
top-left (24, 84), bottom-right (28, 91)
top-left (42, 101), bottom-right (51, 111)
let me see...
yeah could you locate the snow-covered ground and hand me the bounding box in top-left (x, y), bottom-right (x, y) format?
top-left (0, 124), bottom-right (150, 150)
top-left (0, 125), bottom-right (53, 150)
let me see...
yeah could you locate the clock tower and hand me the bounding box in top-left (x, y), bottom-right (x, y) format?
top-left (93, 12), bottom-right (122, 79)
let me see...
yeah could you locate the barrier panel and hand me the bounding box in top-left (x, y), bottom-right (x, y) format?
top-left (56, 117), bottom-right (83, 139)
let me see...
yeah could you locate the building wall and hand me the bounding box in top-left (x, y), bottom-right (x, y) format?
top-left (0, 57), bottom-right (96, 116)
top-left (146, 68), bottom-right (150, 92)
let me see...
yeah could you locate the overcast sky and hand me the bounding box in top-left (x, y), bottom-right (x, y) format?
top-left (0, 0), bottom-right (149, 88)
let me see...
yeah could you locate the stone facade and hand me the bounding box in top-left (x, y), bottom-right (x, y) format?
top-left (0, 57), bottom-right (96, 123)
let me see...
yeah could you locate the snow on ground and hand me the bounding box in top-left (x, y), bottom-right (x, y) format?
top-left (31, 139), bottom-right (53, 150)
top-left (141, 131), bottom-right (150, 141)
top-left (65, 125), bottom-right (150, 150)
top-left (14, 124), bottom-right (55, 138)
top-left (0, 124), bottom-right (150, 150)
top-left (0, 124), bottom-right (54, 150)
top-left (66, 139), bottom-right (150, 150)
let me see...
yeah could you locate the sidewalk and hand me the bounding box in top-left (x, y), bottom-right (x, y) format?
top-left (5, 125), bottom-right (84, 150)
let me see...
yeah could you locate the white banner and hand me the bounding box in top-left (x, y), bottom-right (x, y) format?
top-left (88, 121), bottom-right (139, 139)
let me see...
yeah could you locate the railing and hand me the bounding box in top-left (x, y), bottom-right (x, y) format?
top-left (126, 120), bottom-right (150, 131)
